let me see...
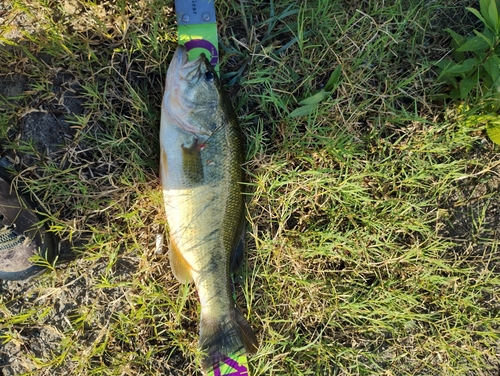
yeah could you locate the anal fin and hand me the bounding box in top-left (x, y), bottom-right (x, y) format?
top-left (169, 236), bottom-right (193, 284)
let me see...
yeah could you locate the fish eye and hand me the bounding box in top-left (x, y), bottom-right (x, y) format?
top-left (204, 71), bottom-right (215, 82)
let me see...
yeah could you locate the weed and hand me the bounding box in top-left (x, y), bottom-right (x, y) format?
top-left (435, 0), bottom-right (500, 145)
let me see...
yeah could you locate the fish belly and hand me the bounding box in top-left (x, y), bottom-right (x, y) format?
top-left (160, 118), bottom-right (234, 312)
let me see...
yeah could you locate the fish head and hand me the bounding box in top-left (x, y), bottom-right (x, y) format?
top-left (164, 46), bottom-right (224, 136)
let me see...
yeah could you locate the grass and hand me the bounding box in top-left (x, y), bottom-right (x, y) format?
top-left (0, 0), bottom-right (499, 375)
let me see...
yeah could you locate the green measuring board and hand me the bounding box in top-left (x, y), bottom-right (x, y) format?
top-left (175, 0), bottom-right (220, 73)
top-left (211, 353), bottom-right (250, 376)
top-left (173, 1), bottom-right (250, 374)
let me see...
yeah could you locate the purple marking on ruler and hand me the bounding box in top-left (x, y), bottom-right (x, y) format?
top-left (212, 356), bottom-right (248, 376)
top-left (184, 39), bottom-right (219, 66)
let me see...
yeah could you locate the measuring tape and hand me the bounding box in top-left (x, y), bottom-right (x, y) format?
top-left (173, 1), bottom-right (250, 375)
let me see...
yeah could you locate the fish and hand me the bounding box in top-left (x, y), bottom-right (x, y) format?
top-left (159, 45), bottom-right (258, 373)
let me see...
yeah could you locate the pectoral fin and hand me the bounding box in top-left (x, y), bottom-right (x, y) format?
top-left (181, 139), bottom-right (204, 184)
top-left (169, 237), bottom-right (193, 284)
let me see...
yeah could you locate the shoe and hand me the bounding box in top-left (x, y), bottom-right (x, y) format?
top-left (0, 167), bottom-right (57, 280)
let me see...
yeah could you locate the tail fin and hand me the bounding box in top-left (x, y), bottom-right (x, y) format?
top-left (199, 306), bottom-right (258, 373)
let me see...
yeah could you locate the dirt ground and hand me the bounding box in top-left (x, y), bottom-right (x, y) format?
top-left (0, 68), bottom-right (178, 375)
top-left (0, 72), bottom-right (79, 376)
top-left (2, 57), bottom-right (499, 376)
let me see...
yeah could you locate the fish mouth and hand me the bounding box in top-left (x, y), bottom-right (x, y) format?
top-left (169, 45), bottom-right (207, 81)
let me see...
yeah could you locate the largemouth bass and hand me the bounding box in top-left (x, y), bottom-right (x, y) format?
top-left (160, 45), bottom-right (258, 373)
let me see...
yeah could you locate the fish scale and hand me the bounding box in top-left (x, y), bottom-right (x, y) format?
top-left (160, 46), bottom-right (258, 374)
